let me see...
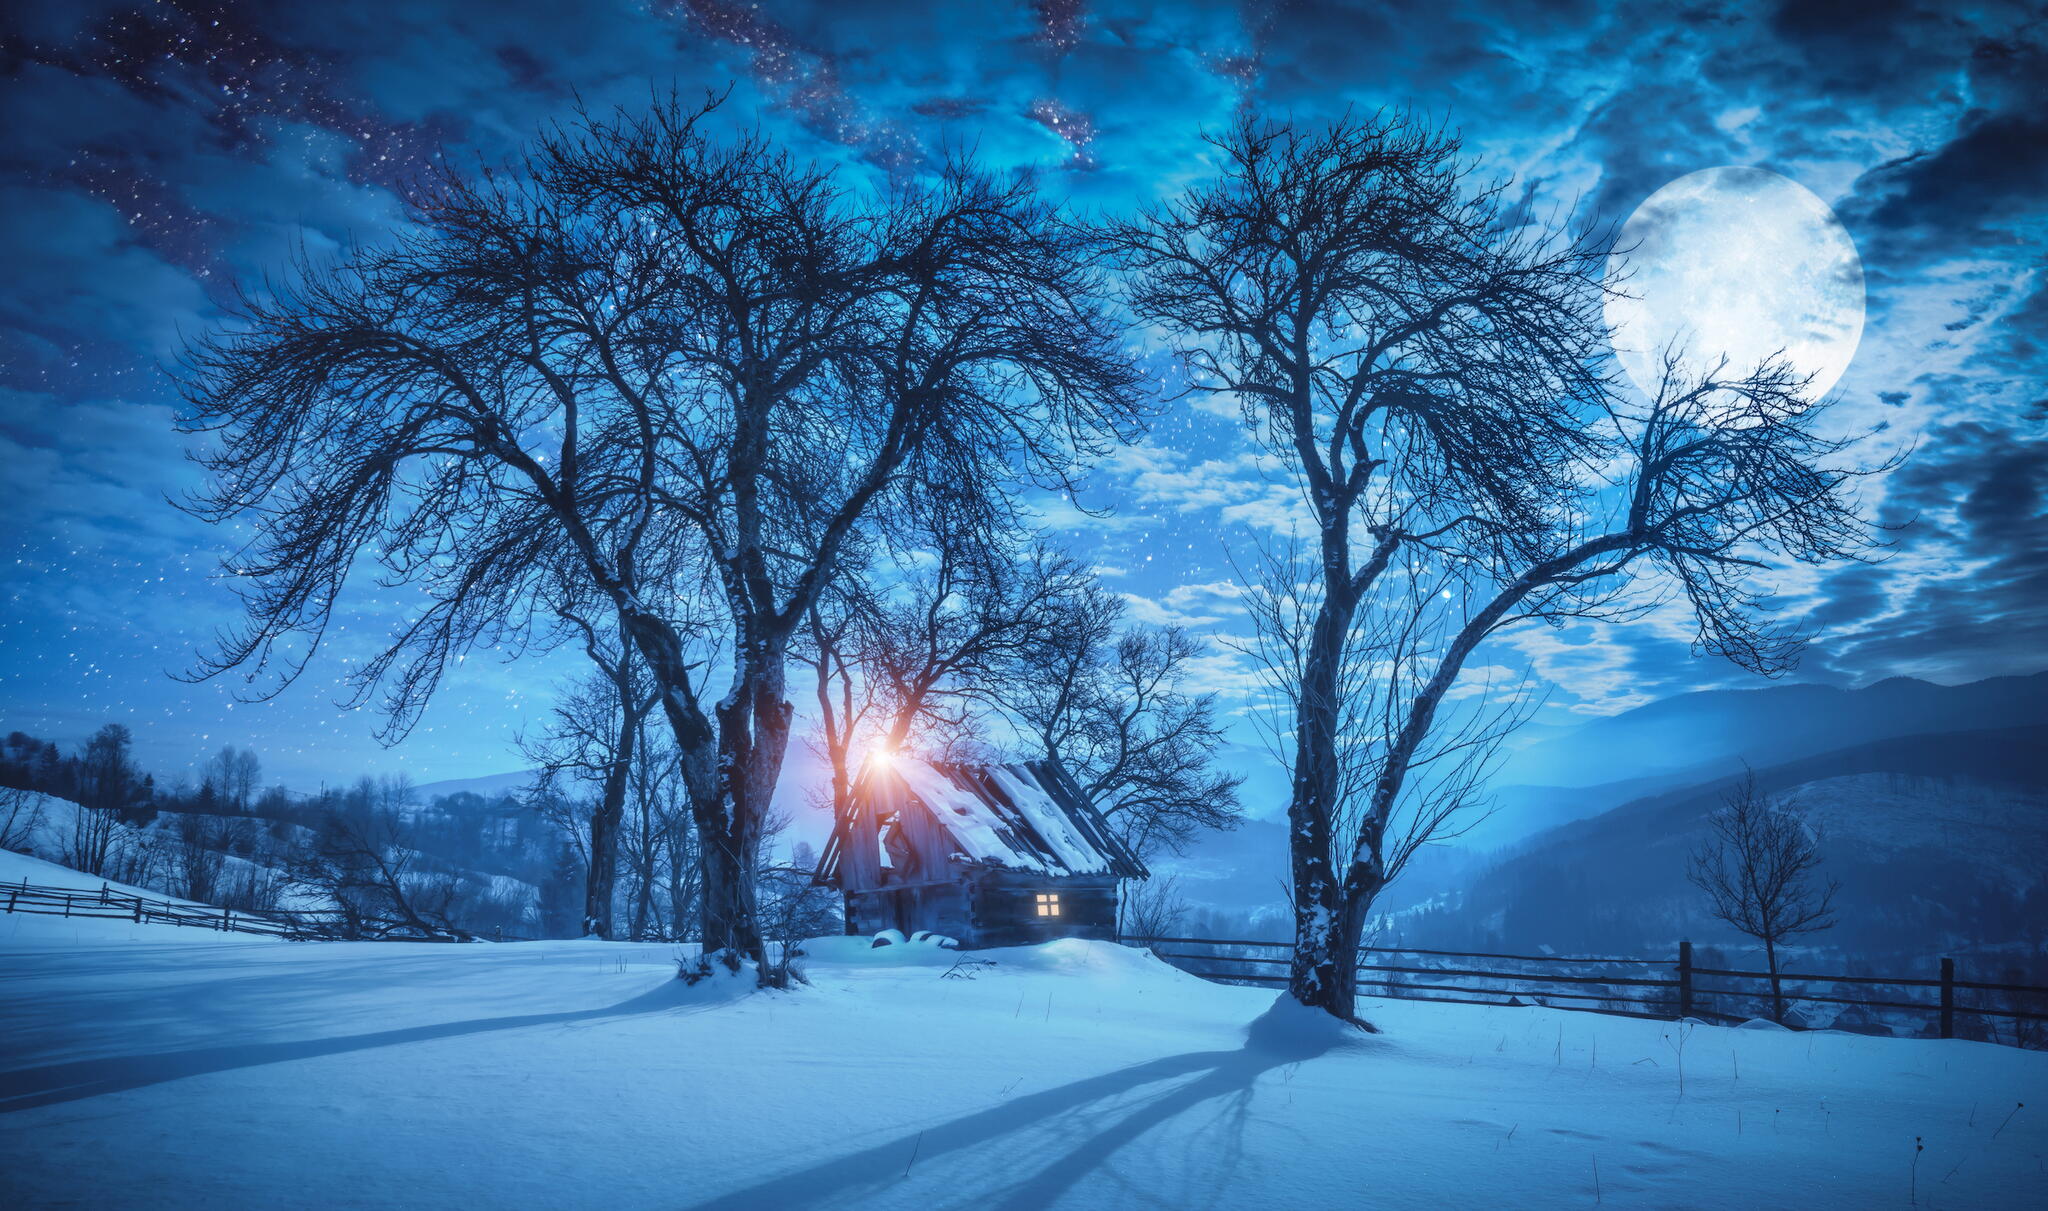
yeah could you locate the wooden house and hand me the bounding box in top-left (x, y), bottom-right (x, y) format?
top-left (814, 754), bottom-right (1148, 947)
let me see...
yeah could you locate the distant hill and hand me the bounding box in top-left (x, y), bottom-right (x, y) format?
top-left (1392, 724), bottom-right (2048, 964)
top-left (1469, 671), bottom-right (2048, 846)
top-left (412, 769), bottom-right (538, 804)
top-left (1498, 671), bottom-right (2048, 788)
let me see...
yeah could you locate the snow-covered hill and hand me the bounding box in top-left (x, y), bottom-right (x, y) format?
top-left (1, 933), bottom-right (2041, 1208)
top-left (1392, 726), bottom-right (2048, 962)
top-left (0, 848), bottom-right (281, 946)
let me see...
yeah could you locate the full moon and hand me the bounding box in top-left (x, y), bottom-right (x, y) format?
top-left (1604, 166), bottom-right (1864, 403)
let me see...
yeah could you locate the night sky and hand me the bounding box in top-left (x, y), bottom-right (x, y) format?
top-left (1, 0), bottom-right (2043, 795)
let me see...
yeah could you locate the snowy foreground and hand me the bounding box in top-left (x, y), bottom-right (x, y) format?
top-left (2, 917), bottom-right (2042, 1209)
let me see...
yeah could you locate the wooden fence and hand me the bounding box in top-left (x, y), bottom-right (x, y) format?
top-left (1, 878), bottom-right (320, 938)
top-left (1122, 934), bottom-right (2048, 1047)
top-left (0, 879), bottom-right (531, 942)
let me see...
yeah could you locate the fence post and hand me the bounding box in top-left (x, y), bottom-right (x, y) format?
top-left (1940, 957), bottom-right (1955, 1040)
top-left (100, 882), bottom-right (108, 905)
top-left (6, 879), bottom-right (18, 913)
top-left (133, 895), bottom-right (142, 924)
top-left (1678, 940), bottom-right (1694, 1020)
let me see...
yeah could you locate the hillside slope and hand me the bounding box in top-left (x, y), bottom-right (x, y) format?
top-left (1399, 726), bottom-right (2048, 962)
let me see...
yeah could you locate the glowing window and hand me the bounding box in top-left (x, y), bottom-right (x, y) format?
top-left (1035, 892), bottom-right (1061, 917)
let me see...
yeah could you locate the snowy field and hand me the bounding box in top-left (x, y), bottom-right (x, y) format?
top-left (2, 922), bottom-right (2042, 1209)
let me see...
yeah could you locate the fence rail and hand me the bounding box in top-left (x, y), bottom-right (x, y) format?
top-left (1, 878), bottom-right (324, 938)
top-left (1121, 934), bottom-right (2048, 1046)
top-left (0, 878), bottom-right (533, 942)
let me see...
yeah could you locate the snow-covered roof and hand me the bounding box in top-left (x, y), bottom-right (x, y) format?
top-left (818, 757), bottom-right (1148, 884)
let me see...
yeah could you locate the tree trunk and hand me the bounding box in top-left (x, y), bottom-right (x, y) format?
top-left (667, 816), bottom-right (695, 942)
top-left (1287, 588), bottom-right (1360, 1021)
top-left (702, 641), bottom-right (790, 973)
top-left (629, 821), bottom-right (657, 941)
top-left (616, 605), bottom-right (729, 950)
top-left (1765, 936), bottom-right (1784, 1024)
top-left (583, 708), bottom-right (636, 940)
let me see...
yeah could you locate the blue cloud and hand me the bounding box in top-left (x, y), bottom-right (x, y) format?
top-left (0, 0), bottom-right (2041, 788)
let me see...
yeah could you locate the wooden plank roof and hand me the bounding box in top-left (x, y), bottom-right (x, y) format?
top-left (816, 756), bottom-right (1149, 886)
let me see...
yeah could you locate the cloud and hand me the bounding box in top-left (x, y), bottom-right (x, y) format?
top-left (2, 0), bottom-right (2043, 788)
top-left (1118, 579), bottom-right (1246, 627)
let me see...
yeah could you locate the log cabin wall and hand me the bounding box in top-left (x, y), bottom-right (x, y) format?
top-left (963, 870), bottom-right (1119, 947)
top-left (842, 871), bottom-right (1120, 948)
top-left (843, 881), bottom-right (974, 940)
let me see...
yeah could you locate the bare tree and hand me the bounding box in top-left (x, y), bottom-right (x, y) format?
top-left (290, 784), bottom-right (473, 940)
top-left (802, 581), bottom-right (885, 838)
top-left (1120, 873), bottom-right (1193, 940)
top-left (173, 813), bottom-right (229, 904)
top-left (1236, 533), bottom-right (1531, 951)
top-left (67, 724), bottom-right (135, 876)
top-left (1688, 772), bottom-right (1839, 1023)
top-left (204, 746), bottom-right (261, 813)
top-left (180, 92), bottom-right (1144, 977)
top-left (866, 543), bottom-right (1088, 750)
top-left (1117, 112), bottom-right (1889, 1022)
top-left (519, 605), bottom-right (682, 940)
top-left (802, 538), bottom-right (1087, 818)
top-left (620, 704), bottom-right (694, 941)
top-left (0, 785), bottom-right (44, 853)
top-left (752, 838), bottom-right (843, 986)
top-left (1011, 584), bottom-right (1245, 861)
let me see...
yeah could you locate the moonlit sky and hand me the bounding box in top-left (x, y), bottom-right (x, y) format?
top-left (1, 1), bottom-right (2043, 796)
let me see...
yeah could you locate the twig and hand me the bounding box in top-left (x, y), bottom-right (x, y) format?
top-left (904, 1131), bottom-right (924, 1178)
top-left (1992, 1101), bottom-right (2024, 1140)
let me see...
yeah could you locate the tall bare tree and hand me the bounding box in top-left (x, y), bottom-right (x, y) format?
top-left (180, 92), bottom-right (1144, 975)
top-left (1117, 112), bottom-right (1888, 1022)
top-left (1688, 771), bottom-right (1839, 1023)
top-left (520, 617), bottom-right (662, 939)
top-left (68, 724), bottom-right (136, 876)
top-left (204, 746), bottom-right (261, 813)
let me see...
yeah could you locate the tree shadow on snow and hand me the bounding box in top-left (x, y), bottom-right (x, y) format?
top-left (687, 1001), bottom-right (1376, 1211)
top-left (0, 977), bottom-right (714, 1114)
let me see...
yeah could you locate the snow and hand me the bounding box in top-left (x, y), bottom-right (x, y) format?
top-left (0, 846), bottom-right (168, 897)
top-left (985, 765), bottom-right (1113, 876)
top-left (3, 930), bottom-right (2041, 1208)
top-left (888, 758), bottom-right (1117, 876)
top-left (892, 756), bottom-right (1051, 872)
